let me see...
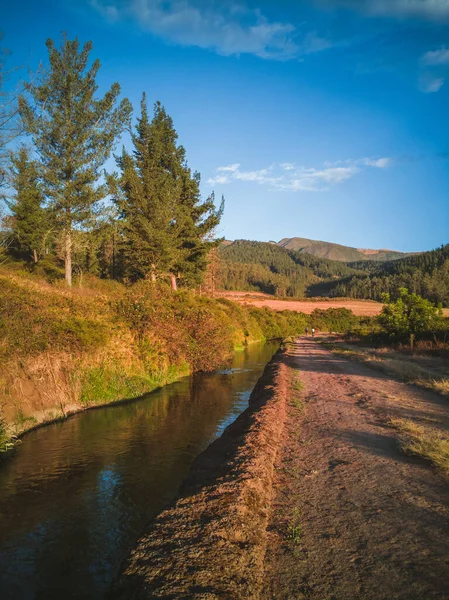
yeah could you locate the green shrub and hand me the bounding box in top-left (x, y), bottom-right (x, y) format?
top-left (309, 307), bottom-right (359, 333)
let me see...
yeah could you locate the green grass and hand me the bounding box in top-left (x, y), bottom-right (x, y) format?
top-left (0, 422), bottom-right (18, 455)
top-left (290, 375), bottom-right (304, 410)
top-left (288, 507), bottom-right (303, 544)
top-left (79, 362), bottom-right (189, 406)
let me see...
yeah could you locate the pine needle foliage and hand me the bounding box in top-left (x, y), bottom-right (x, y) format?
top-left (19, 35), bottom-right (132, 286)
top-left (113, 94), bottom-right (223, 288)
top-left (6, 147), bottom-right (50, 262)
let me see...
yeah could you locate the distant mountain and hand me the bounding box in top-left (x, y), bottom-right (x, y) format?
top-left (278, 237), bottom-right (410, 263)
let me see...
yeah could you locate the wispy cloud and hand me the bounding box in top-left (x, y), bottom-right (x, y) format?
top-left (421, 46), bottom-right (449, 66)
top-left (417, 45), bottom-right (449, 93)
top-left (217, 163), bottom-right (240, 172)
top-left (90, 0), bottom-right (303, 60)
top-left (208, 157), bottom-right (391, 192)
top-left (320, 0), bottom-right (449, 20)
top-left (419, 73), bottom-right (445, 93)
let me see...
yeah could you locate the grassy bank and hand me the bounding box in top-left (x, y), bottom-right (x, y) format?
top-left (0, 267), bottom-right (309, 451)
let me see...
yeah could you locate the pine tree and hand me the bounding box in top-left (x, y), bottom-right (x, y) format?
top-left (7, 147), bottom-right (48, 262)
top-left (19, 36), bottom-right (132, 285)
top-left (115, 95), bottom-right (223, 288)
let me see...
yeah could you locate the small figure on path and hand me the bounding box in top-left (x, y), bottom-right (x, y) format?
top-left (312, 327), bottom-right (315, 337)
top-left (305, 327), bottom-right (309, 336)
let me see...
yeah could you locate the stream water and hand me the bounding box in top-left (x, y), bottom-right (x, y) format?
top-left (0, 341), bottom-right (279, 599)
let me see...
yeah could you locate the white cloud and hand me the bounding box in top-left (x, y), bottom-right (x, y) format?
top-left (421, 47), bottom-right (449, 66)
top-left (322, 0), bottom-right (449, 20)
top-left (208, 157), bottom-right (390, 192)
top-left (90, 0), bottom-right (301, 60)
top-left (217, 163), bottom-right (240, 172)
top-left (419, 74), bottom-right (445, 93)
top-left (325, 157), bottom-right (392, 168)
top-left (360, 157), bottom-right (391, 168)
top-left (301, 32), bottom-right (333, 54)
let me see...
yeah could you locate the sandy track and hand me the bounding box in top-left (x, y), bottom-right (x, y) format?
top-left (264, 339), bottom-right (449, 600)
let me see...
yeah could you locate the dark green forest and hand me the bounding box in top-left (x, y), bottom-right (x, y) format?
top-left (328, 244), bottom-right (449, 306)
top-left (218, 240), bottom-right (366, 297)
top-left (217, 240), bottom-right (364, 297)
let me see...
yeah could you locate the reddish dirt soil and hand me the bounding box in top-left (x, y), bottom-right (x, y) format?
top-left (264, 339), bottom-right (449, 600)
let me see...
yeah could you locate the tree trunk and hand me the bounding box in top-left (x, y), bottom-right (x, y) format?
top-left (33, 249), bottom-right (38, 263)
top-left (151, 264), bottom-right (156, 283)
top-left (170, 273), bottom-right (177, 291)
top-left (65, 230), bottom-right (72, 287)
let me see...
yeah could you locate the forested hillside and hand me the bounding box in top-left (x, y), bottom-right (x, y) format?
top-left (217, 240), bottom-right (449, 306)
top-left (217, 241), bottom-right (318, 296)
top-left (328, 245), bottom-right (449, 306)
top-left (217, 240), bottom-right (363, 297)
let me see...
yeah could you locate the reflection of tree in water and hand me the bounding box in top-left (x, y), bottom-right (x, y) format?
top-left (0, 341), bottom-right (279, 600)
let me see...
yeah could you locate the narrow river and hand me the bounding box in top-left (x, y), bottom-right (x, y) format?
top-left (0, 341), bottom-right (279, 599)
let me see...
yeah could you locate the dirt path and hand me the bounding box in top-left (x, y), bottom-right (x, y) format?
top-left (264, 338), bottom-right (449, 600)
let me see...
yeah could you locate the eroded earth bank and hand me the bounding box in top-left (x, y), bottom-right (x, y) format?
top-left (111, 340), bottom-right (449, 600)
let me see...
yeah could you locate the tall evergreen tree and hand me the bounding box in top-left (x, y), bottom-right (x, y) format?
top-left (19, 36), bottom-right (132, 285)
top-left (115, 95), bottom-right (223, 288)
top-left (7, 147), bottom-right (48, 262)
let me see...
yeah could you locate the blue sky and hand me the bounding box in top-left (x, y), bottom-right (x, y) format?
top-left (2, 0), bottom-right (449, 252)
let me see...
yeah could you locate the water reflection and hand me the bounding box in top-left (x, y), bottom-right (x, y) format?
top-left (0, 341), bottom-right (279, 599)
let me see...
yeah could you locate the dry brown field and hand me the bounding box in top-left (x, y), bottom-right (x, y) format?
top-left (218, 291), bottom-right (449, 317)
top-left (218, 291), bottom-right (383, 316)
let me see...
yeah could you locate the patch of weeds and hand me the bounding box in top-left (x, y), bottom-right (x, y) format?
top-left (0, 420), bottom-right (18, 455)
top-left (424, 378), bottom-right (449, 398)
top-left (290, 376), bottom-right (304, 409)
top-left (390, 418), bottom-right (449, 475)
top-left (79, 362), bottom-right (189, 406)
top-left (15, 411), bottom-right (37, 427)
top-left (288, 507), bottom-right (302, 545)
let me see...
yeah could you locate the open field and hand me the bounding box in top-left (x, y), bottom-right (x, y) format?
top-left (218, 291), bottom-right (384, 316)
top-left (218, 291), bottom-right (449, 317)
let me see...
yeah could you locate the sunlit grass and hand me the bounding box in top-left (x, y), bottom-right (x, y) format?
top-left (325, 342), bottom-right (449, 399)
top-left (390, 419), bottom-right (449, 475)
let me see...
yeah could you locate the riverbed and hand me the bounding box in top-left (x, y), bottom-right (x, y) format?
top-left (0, 341), bottom-right (279, 599)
